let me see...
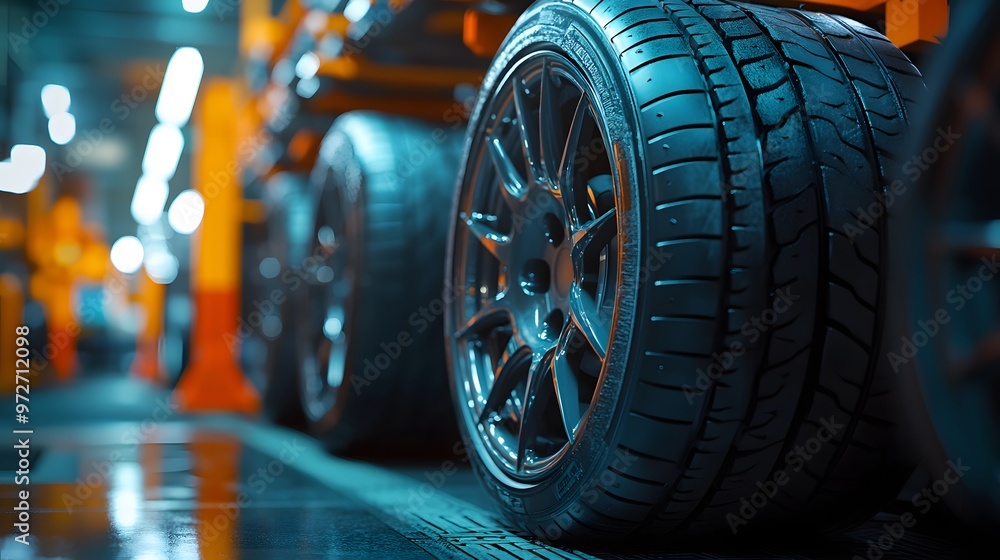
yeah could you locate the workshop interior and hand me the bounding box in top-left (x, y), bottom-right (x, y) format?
top-left (0, 0), bottom-right (997, 558)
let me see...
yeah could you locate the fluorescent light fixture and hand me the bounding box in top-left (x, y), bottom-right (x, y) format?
top-left (145, 250), bottom-right (179, 284)
top-left (167, 189), bottom-right (205, 235)
top-left (11, 145), bottom-right (46, 181)
top-left (41, 85), bottom-right (71, 118)
top-left (0, 161), bottom-right (33, 194)
top-left (110, 236), bottom-right (145, 274)
top-left (295, 52), bottom-right (320, 80)
top-left (0, 145), bottom-right (46, 194)
top-left (155, 47), bottom-right (204, 127)
top-left (141, 124), bottom-right (184, 181)
top-left (130, 175), bottom-right (170, 226)
top-left (48, 112), bottom-right (76, 145)
top-left (344, 0), bottom-right (371, 23)
top-left (296, 77), bottom-right (320, 99)
top-left (182, 0), bottom-right (209, 14)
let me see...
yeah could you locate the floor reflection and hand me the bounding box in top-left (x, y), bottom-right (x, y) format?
top-left (1, 423), bottom-right (430, 559)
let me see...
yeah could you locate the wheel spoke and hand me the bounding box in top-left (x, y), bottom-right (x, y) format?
top-left (570, 207), bottom-right (616, 271)
top-left (461, 211), bottom-right (510, 262)
top-left (538, 65), bottom-right (562, 183)
top-left (569, 285), bottom-right (610, 359)
top-left (479, 345), bottom-right (531, 424)
top-left (512, 72), bottom-right (545, 183)
top-left (558, 93), bottom-right (591, 191)
top-left (517, 348), bottom-right (556, 471)
top-left (551, 344), bottom-right (581, 443)
top-left (487, 135), bottom-right (528, 210)
top-left (456, 292), bottom-right (511, 340)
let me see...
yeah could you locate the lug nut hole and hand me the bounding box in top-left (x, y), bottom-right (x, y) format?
top-left (543, 213), bottom-right (565, 246)
top-left (519, 258), bottom-right (551, 295)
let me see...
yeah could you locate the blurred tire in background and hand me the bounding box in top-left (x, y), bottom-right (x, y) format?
top-left (898, 0), bottom-right (1000, 531)
top-left (265, 110), bottom-right (463, 452)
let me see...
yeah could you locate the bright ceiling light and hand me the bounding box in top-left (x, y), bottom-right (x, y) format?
top-left (41, 85), bottom-right (71, 118)
top-left (295, 52), bottom-right (320, 80)
top-left (145, 250), bottom-right (179, 284)
top-left (167, 189), bottom-right (205, 235)
top-left (11, 145), bottom-right (46, 181)
top-left (295, 76), bottom-right (320, 99)
top-left (181, 0), bottom-right (209, 14)
top-left (343, 0), bottom-right (371, 23)
top-left (141, 124), bottom-right (184, 181)
top-left (155, 47), bottom-right (205, 127)
top-left (130, 175), bottom-right (170, 226)
top-left (110, 236), bottom-right (145, 274)
top-left (0, 145), bottom-right (46, 194)
top-left (48, 112), bottom-right (76, 145)
top-left (0, 161), bottom-right (33, 194)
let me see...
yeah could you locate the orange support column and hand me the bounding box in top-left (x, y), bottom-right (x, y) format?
top-left (131, 270), bottom-right (166, 383)
top-left (0, 274), bottom-right (24, 393)
top-left (173, 79), bottom-right (259, 414)
top-left (885, 0), bottom-right (948, 48)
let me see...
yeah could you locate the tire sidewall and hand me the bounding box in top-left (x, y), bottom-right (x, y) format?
top-left (446, 0), bottom-right (650, 537)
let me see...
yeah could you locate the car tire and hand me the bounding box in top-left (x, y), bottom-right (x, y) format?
top-left (260, 172), bottom-right (314, 428)
top-left (897, 0), bottom-right (1000, 530)
top-left (295, 111), bottom-right (464, 452)
top-left (446, 0), bottom-right (922, 541)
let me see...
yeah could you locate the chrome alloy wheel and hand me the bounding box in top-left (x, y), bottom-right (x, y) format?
top-left (450, 51), bottom-right (622, 482)
top-left (299, 187), bottom-right (353, 422)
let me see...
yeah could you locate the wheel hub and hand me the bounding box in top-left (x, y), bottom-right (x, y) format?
top-left (505, 188), bottom-right (571, 349)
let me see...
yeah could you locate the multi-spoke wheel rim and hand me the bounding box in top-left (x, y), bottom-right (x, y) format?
top-left (451, 51), bottom-right (620, 482)
top-left (299, 187), bottom-right (352, 421)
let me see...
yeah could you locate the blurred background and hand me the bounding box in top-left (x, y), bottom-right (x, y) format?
top-left (0, 0), bottom-right (996, 558)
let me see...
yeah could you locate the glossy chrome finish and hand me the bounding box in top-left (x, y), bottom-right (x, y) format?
top-left (299, 185), bottom-right (351, 422)
top-left (451, 51), bottom-right (619, 481)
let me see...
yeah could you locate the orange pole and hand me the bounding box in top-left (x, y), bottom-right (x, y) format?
top-left (131, 270), bottom-right (166, 383)
top-left (173, 79), bottom-right (260, 414)
top-left (0, 274), bottom-right (24, 393)
top-left (46, 277), bottom-right (77, 380)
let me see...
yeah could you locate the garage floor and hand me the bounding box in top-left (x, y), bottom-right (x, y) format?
top-left (0, 377), bottom-right (984, 559)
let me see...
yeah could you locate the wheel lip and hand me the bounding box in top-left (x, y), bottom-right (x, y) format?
top-left (446, 35), bottom-right (643, 490)
top-left (296, 156), bottom-right (357, 426)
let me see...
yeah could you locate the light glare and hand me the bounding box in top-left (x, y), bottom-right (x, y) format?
top-left (344, 0), bottom-right (370, 23)
top-left (130, 176), bottom-right (170, 225)
top-left (48, 112), bottom-right (76, 145)
top-left (141, 124), bottom-right (185, 181)
top-left (167, 190), bottom-right (205, 235)
top-left (155, 47), bottom-right (205, 127)
top-left (41, 85), bottom-right (71, 118)
top-left (182, 0), bottom-right (209, 14)
top-left (295, 52), bottom-right (320, 80)
top-left (110, 236), bottom-right (145, 274)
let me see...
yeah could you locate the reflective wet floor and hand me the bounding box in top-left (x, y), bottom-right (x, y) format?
top-left (0, 377), bottom-right (986, 559)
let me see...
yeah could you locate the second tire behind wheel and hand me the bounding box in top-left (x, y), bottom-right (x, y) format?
top-left (290, 111), bottom-right (464, 452)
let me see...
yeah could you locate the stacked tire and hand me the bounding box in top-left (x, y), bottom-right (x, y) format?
top-left (445, 0), bottom-right (924, 541)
